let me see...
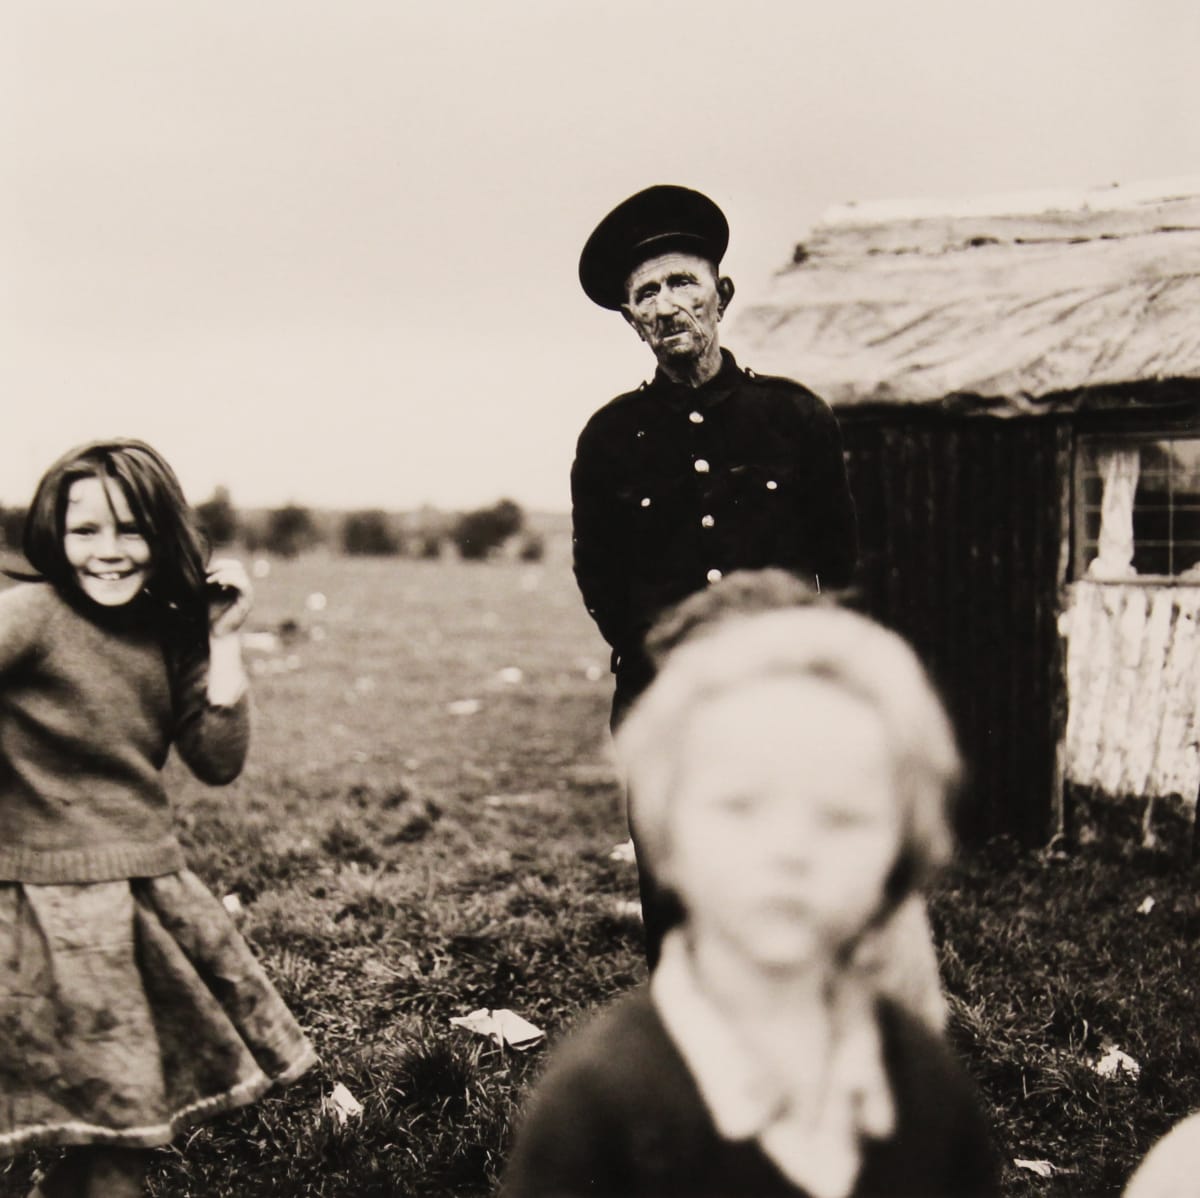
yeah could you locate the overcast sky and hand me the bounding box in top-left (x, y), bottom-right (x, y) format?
top-left (3, 1), bottom-right (1197, 511)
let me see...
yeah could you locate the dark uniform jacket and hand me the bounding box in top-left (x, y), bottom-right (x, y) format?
top-left (571, 349), bottom-right (857, 708)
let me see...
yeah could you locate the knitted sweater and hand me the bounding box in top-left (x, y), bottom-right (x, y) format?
top-left (0, 582), bottom-right (249, 883)
top-left (502, 989), bottom-right (999, 1198)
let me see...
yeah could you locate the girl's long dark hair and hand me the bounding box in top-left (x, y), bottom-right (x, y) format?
top-left (19, 439), bottom-right (210, 640)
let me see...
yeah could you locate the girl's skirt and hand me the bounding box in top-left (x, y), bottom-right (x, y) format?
top-left (0, 870), bottom-right (316, 1156)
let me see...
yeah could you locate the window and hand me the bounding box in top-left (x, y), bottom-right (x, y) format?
top-left (1074, 435), bottom-right (1200, 580)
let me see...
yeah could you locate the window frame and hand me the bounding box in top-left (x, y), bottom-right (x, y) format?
top-left (1072, 428), bottom-right (1200, 584)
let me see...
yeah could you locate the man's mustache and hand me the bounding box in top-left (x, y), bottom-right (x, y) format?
top-left (654, 315), bottom-right (695, 335)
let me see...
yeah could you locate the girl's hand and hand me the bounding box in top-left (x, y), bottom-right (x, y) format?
top-left (206, 558), bottom-right (254, 638)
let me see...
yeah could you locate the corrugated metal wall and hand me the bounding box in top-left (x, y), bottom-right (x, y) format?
top-left (839, 414), bottom-right (1069, 845)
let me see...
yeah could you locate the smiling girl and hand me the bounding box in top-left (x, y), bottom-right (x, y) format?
top-left (0, 440), bottom-right (315, 1198)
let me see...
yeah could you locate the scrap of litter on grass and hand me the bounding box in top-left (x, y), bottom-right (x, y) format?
top-left (1014, 1160), bottom-right (1056, 1178)
top-left (484, 792), bottom-right (552, 808)
top-left (221, 893), bottom-right (242, 917)
top-left (1093, 1045), bottom-right (1141, 1080)
top-left (1137, 895), bottom-right (1156, 915)
top-left (610, 839), bottom-right (636, 864)
top-left (449, 1008), bottom-right (545, 1051)
top-left (447, 699), bottom-right (482, 716)
top-left (324, 1082), bottom-right (364, 1126)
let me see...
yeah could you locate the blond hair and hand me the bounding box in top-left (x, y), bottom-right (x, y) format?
top-left (613, 606), bottom-right (960, 901)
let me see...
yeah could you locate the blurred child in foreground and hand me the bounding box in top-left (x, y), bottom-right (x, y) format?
top-left (503, 596), bottom-right (997, 1197)
top-left (636, 570), bottom-right (947, 1030)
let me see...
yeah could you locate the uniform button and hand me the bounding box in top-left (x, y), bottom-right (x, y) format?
top-left (701, 514), bottom-right (715, 528)
top-left (640, 497), bottom-right (652, 507)
top-left (689, 410), bottom-right (704, 424)
top-left (766, 479), bottom-right (778, 490)
top-left (694, 459), bottom-right (710, 473)
top-left (706, 568), bottom-right (723, 584)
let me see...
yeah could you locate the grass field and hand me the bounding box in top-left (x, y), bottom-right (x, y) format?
top-left (3, 553), bottom-right (1200, 1197)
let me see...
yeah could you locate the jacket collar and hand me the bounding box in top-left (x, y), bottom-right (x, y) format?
top-left (651, 930), bottom-right (895, 1198)
top-left (647, 347), bottom-right (744, 411)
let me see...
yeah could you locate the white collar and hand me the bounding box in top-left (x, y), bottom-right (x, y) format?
top-left (651, 931), bottom-right (895, 1198)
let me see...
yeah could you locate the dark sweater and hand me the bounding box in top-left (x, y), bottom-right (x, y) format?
top-left (502, 989), bottom-right (999, 1198)
top-left (0, 582), bottom-right (248, 883)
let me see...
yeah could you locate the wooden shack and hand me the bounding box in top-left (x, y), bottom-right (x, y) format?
top-left (734, 179), bottom-right (1200, 847)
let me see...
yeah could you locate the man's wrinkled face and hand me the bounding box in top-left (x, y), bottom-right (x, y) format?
top-left (621, 252), bottom-right (728, 368)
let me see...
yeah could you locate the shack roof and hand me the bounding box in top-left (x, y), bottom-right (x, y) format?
top-left (733, 177), bottom-right (1200, 414)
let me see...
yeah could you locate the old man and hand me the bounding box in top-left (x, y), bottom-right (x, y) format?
top-left (572, 184), bottom-right (858, 965)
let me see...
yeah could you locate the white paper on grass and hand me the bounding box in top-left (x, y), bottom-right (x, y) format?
top-left (1137, 895), bottom-right (1155, 915)
top-left (1014, 1160), bottom-right (1055, 1178)
top-left (449, 1008), bottom-right (545, 1051)
top-left (220, 893), bottom-right (243, 916)
top-left (483, 793), bottom-right (547, 808)
top-left (326, 1082), bottom-right (364, 1125)
top-left (1094, 1045), bottom-right (1141, 1079)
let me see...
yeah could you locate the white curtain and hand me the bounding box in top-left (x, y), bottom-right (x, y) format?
top-left (1086, 447), bottom-right (1140, 580)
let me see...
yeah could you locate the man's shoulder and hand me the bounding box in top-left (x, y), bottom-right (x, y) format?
top-left (582, 382), bottom-right (652, 428)
top-left (736, 363), bottom-right (834, 411)
top-left (574, 384), bottom-right (655, 461)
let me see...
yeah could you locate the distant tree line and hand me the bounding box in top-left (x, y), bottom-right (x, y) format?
top-left (0, 490), bottom-right (543, 562)
top-left (198, 491), bottom-right (543, 561)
